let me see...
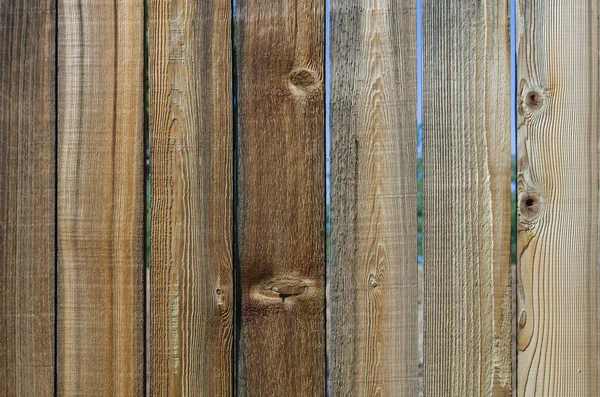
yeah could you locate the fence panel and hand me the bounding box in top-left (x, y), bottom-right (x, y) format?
top-left (235, 0), bottom-right (326, 395)
top-left (516, 2), bottom-right (599, 395)
top-left (11, 1), bottom-right (600, 395)
top-left (148, 0), bottom-right (233, 395)
top-left (0, 1), bottom-right (55, 395)
top-left (328, 0), bottom-right (418, 395)
top-left (422, 1), bottom-right (513, 395)
top-left (57, 1), bottom-right (144, 394)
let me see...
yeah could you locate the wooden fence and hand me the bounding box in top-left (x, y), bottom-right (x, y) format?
top-left (0, 0), bottom-right (598, 396)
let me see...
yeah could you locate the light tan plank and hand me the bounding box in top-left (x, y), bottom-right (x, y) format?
top-left (148, 0), bottom-right (233, 395)
top-left (328, 0), bottom-right (418, 395)
top-left (516, 1), bottom-right (599, 395)
top-left (57, 1), bottom-right (144, 394)
top-left (0, 1), bottom-right (55, 395)
top-left (422, 1), bottom-right (512, 395)
top-left (235, 0), bottom-right (325, 394)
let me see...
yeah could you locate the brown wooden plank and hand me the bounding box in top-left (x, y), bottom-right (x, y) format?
top-left (328, 0), bottom-right (418, 395)
top-left (235, 0), bottom-right (325, 395)
top-left (516, 1), bottom-right (599, 395)
top-left (0, 1), bottom-right (55, 395)
top-left (57, 1), bottom-right (144, 394)
top-left (148, 0), bottom-right (233, 395)
top-left (422, 1), bottom-right (512, 395)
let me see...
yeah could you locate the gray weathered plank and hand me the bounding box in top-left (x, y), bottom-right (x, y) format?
top-left (329, 0), bottom-right (418, 395)
top-left (422, 1), bottom-right (513, 395)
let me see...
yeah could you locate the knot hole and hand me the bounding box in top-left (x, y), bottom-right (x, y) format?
top-left (519, 191), bottom-right (542, 220)
top-left (523, 89), bottom-right (544, 111)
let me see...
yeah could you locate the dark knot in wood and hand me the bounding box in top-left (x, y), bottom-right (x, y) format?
top-left (523, 89), bottom-right (544, 111)
top-left (519, 190), bottom-right (542, 220)
top-left (289, 68), bottom-right (317, 88)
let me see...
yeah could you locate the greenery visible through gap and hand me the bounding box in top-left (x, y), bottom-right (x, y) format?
top-left (511, 155), bottom-right (516, 264)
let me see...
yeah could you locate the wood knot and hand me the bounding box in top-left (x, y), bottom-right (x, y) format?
top-left (519, 190), bottom-right (542, 220)
top-left (253, 276), bottom-right (313, 303)
top-left (271, 283), bottom-right (308, 302)
top-left (368, 274), bottom-right (379, 289)
top-left (288, 68), bottom-right (320, 96)
top-left (523, 88), bottom-right (545, 111)
top-left (289, 68), bottom-right (316, 87)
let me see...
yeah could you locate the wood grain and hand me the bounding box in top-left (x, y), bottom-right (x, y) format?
top-left (516, 1), bottom-right (599, 395)
top-left (57, 1), bottom-right (144, 394)
top-left (328, 0), bottom-right (418, 395)
top-left (148, 0), bottom-right (233, 395)
top-left (422, 1), bottom-right (512, 395)
top-left (0, 1), bottom-right (55, 395)
top-left (235, 0), bottom-right (325, 395)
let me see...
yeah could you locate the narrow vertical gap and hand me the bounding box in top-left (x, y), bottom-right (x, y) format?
top-left (231, 0), bottom-right (241, 395)
top-left (324, 0), bottom-right (330, 394)
top-left (416, 0), bottom-right (423, 395)
top-left (509, 0), bottom-right (517, 269)
top-left (143, 0), bottom-right (150, 395)
top-left (324, 0), bottom-right (331, 265)
top-left (54, 1), bottom-right (60, 395)
top-left (416, 0), bottom-right (423, 263)
top-left (510, 0), bottom-right (518, 393)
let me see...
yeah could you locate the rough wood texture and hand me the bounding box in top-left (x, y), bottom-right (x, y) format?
top-left (235, 0), bottom-right (325, 395)
top-left (516, 2), bottom-right (599, 395)
top-left (57, 1), bottom-right (144, 394)
top-left (149, 0), bottom-right (233, 395)
top-left (422, 1), bottom-right (512, 395)
top-left (329, 0), bottom-right (418, 395)
top-left (0, 1), bottom-right (55, 395)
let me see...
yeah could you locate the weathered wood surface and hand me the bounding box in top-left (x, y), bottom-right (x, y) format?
top-left (0, 1), bottom-right (55, 395)
top-left (422, 1), bottom-right (512, 395)
top-left (57, 1), bottom-right (144, 394)
top-left (235, 0), bottom-right (325, 395)
top-left (516, 1), bottom-right (599, 395)
top-left (148, 0), bottom-right (233, 395)
top-left (329, 0), bottom-right (418, 395)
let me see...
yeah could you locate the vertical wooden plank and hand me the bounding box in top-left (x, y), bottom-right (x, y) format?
top-left (235, 0), bottom-right (325, 395)
top-left (0, 1), bottom-right (55, 395)
top-left (57, 1), bottom-right (144, 394)
top-left (422, 1), bottom-right (512, 395)
top-left (329, 0), bottom-right (418, 395)
top-left (148, 0), bottom-right (233, 394)
top-left (516, 1), bottom-right (599, 395)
